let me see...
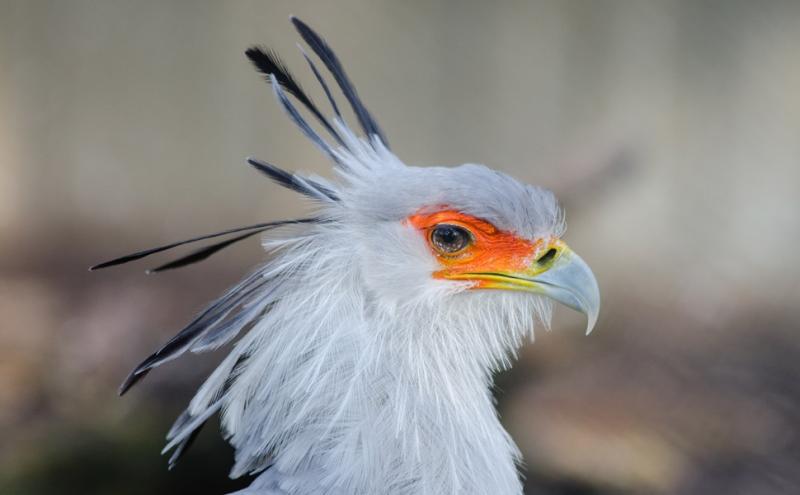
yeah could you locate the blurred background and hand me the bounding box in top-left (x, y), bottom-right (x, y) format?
top-left (1, 1), bottom-right (799, 494)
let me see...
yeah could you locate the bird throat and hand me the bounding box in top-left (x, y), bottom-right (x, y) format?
top-left (235, 294), bottom-right (528, 495)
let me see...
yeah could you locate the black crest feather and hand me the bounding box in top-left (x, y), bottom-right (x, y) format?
top-left (118, 269), bottom-right (271, 395)
top-left (245, 47), bottom-right (344, 147)
top-left (290, 16), bottom-right (389, 148)
top-left (247, 157), bottom-right (339, 201)
top-left (266, 73), bottom-right (343, 165)
top-left (298, 46), bottom-right (342, 119)
top-left (90, 218), bottom-right (318, 272)
top-left (146, 229), bottom-right (265, 273)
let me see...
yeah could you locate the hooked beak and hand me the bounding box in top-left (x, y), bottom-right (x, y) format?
top-left (447, 240), bottom-right (600, 334)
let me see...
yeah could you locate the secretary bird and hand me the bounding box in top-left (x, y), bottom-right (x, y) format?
top-left (92, 17), bottom-right (600, 495)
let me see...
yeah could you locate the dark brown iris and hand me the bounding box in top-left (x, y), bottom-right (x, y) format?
top-left (431, 224), bottom-right (471, 254)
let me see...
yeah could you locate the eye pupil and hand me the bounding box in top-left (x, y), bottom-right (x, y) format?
top-left (431, 225), bottom-right (470, 254)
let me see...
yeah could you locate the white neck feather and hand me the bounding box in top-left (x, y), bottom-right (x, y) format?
top-left (184, 229), bottom-right (546, 495)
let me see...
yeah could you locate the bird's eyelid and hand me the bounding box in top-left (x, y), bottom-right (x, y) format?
top-left (405, 209), bottom-right (497, 235)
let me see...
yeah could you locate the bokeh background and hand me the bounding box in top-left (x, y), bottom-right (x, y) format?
top-left (2, 1), bottom-right (799, 494)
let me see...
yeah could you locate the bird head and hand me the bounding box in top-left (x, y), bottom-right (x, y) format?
top-left (338, 158), bottom-right (599, 336)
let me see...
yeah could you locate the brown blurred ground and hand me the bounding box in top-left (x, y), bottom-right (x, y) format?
top-left (1, 1), bottom-right (799, 494)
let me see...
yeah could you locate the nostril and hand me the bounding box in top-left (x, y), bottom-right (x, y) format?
top-left (537, 248), bottom-right (558, 265)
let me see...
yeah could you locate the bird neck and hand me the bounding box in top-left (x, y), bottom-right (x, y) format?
top-left (221, 244), bottom-right (534, 494)
top-left (355, 304), bottom-right (525, 495)
top-left (251, 298), bottom-right (524, 494)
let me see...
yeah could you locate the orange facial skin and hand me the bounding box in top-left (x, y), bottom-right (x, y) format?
top-left (406, 210), bottom-right (545, 288)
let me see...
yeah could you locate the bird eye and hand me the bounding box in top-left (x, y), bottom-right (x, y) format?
top-left (430, 224), bottom-right (472, 254)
